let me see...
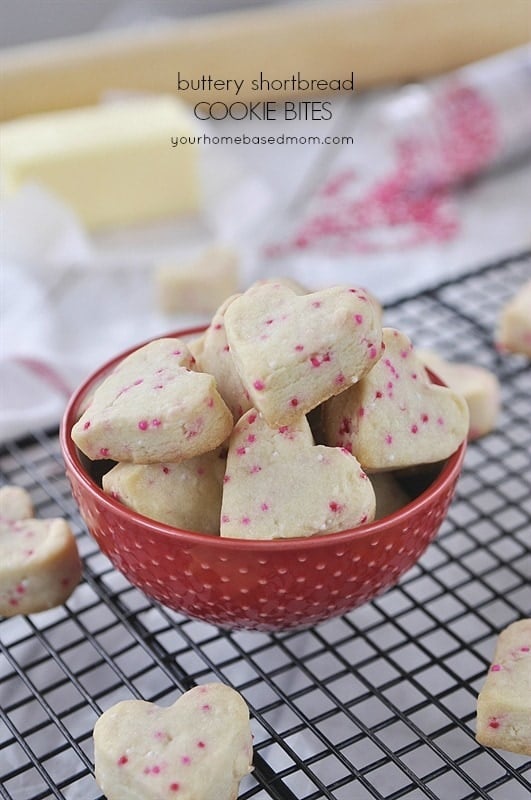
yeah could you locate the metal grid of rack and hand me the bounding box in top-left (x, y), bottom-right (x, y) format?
top-left (1, 252), bottom-right (530, 800)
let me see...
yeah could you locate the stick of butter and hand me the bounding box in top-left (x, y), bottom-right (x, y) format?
top-left (0, 96), bottom-right (200, 230)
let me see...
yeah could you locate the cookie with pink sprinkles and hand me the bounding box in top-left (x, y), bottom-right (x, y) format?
top-left (476, 619), bottom-right (531, 756)
top-left (102, 447), bottom-right (226, 535)
top-left (322, 327), bottom-right (469, 471)
top-left (93, 683), bottom-right (253, 800)
top-left (0, 485), bottom-right (81, 616)
top-left (224, 282), bottom-right (383, 427)
top-left (220, 410), bottom-right (375, 539)
top-left (72, 338), bottom-right (233, 464)
top-left (190, 294), bottom-right (253, 422)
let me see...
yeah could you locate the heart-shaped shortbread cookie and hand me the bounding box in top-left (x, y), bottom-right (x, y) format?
top-left (0, 486), bottom-right (81, 616)
top-left (220, 410), bottom-right (375, 539)
top-left (191, 294), bottom-right (253, 421)
top-left (72, 338), bottom-right (233, 464)
top-left (93, 683), bottom-right (253, 800)
top-left (224, 283), bottom-right (383, 426)
top-left (323, 328), bottom-right (469, 471)
top-left (416, 349), bottom-right (500, 441)
top-left (102, 447), bottom-right (226, 535)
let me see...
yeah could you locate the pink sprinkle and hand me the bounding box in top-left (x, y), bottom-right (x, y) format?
top-left (181, 756), bottom-right (191, 766)
top-left (261, 502), bottom-right (269, 511)
top-left (520, 646), bottom-right (530, 652)
top-left (421, 413), bottom-right (429, 423)
top-left (223, 345), bottom-right (230, 352)
top-left (329, 501), bottom-right (344, 513)
top-left (368, 346), bottom-right (378, 359)
top-left (490, 664), bottom-right (502, 672)
top-left (311, 300), bottom-right (322, 308)
top-left (400, 350), bottom-right (409, 359)
top-left (250, 465), bottom-right (261, 474)
top-left (152, 418), bottom-right (162, 427)
top-left (197, 741), bottom-right (206, 749)
top-left (206, 397), bottom-right (214, 408)
top-left (247, 434), bottom-right (256, 443)
top-left (221, 514), bottom-right (230, 523)
top-left (411, 424), bottom-right (418, 434)
top-left (138, 420), bottom-right (149, 430)
top-left (339, 417), bottom-right (351, 435)
top-left (310, 356), bottom-right (321, 367)
top-left (162, 466), bottom-right (170, 474)
top-left (253, 380), bottom-right (265, 391)
top-left (375, 391), bottom-right (383, 399)
top-left (354, 314), bottom-right (363, 325)
top-left (335, 373), bottom-right (345, 385)
top-left (437, 416), bottom-right (444, 426)
top-left (266, 318), bottom-right (274, 325)
top-left (295, 344), bottom-right (304, 351)
top-left (358, 407), bottom-right (365, 418)
top-left (236, 446), bottom-right (247, 456)
top-left (133, 378), bottom-right (143, 386)
top-left (359, 514), bottom-right (368, 524)
top-left (172, 350), bottom-right (182, 356)
top-left (241, 517), bottom-right (251, 526)
top-left (169, 782), bottom-right (180, 792)
top-left (223, 474), bottom-right (231, 484)
top-left (248, 413), bottom-right (257, 424)
top-left (290, 397), bottom-right (299, 407)
top-left (117, 755), bottom-right (128, 766)
top-left (411, 372), bottom-right (418, 380)
top-left (385, 434), bottom-right (393, 444)
top-left (100, 448), bottom-right (109, 457)
top-left (201, 704), bottom-right (211, 712)
top-left (488, 719), bottom-right (500, 729)
top-left (214, 323), bottom-right (222, 330)
top-left (83, 421), bottom-right (91, 430)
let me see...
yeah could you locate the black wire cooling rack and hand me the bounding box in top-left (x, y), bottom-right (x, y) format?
top-left (1, 252), bottom-right (530, 800)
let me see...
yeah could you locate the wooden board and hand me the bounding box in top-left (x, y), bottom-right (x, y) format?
top-left (1, 0), bottom-right (530, 120)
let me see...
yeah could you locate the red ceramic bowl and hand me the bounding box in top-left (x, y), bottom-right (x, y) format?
top-left (61, 327), bottom-right (466, 632)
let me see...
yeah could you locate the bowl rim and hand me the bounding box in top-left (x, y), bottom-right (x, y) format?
top-left (60, 326), bottom-right (467, 553)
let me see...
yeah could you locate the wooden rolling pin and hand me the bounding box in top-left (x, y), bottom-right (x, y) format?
top-left (1, 0), bottom-right (530, 121)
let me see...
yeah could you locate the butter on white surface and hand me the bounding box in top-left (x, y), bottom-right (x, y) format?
top-left (416, 349), bottom-right (501, 441)
top-left (496, 280), bottom-right (531, 357)
top-left (0, 97), bottom-right (200, 230)
top-left (156, 245), bottom-right (240, 314)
